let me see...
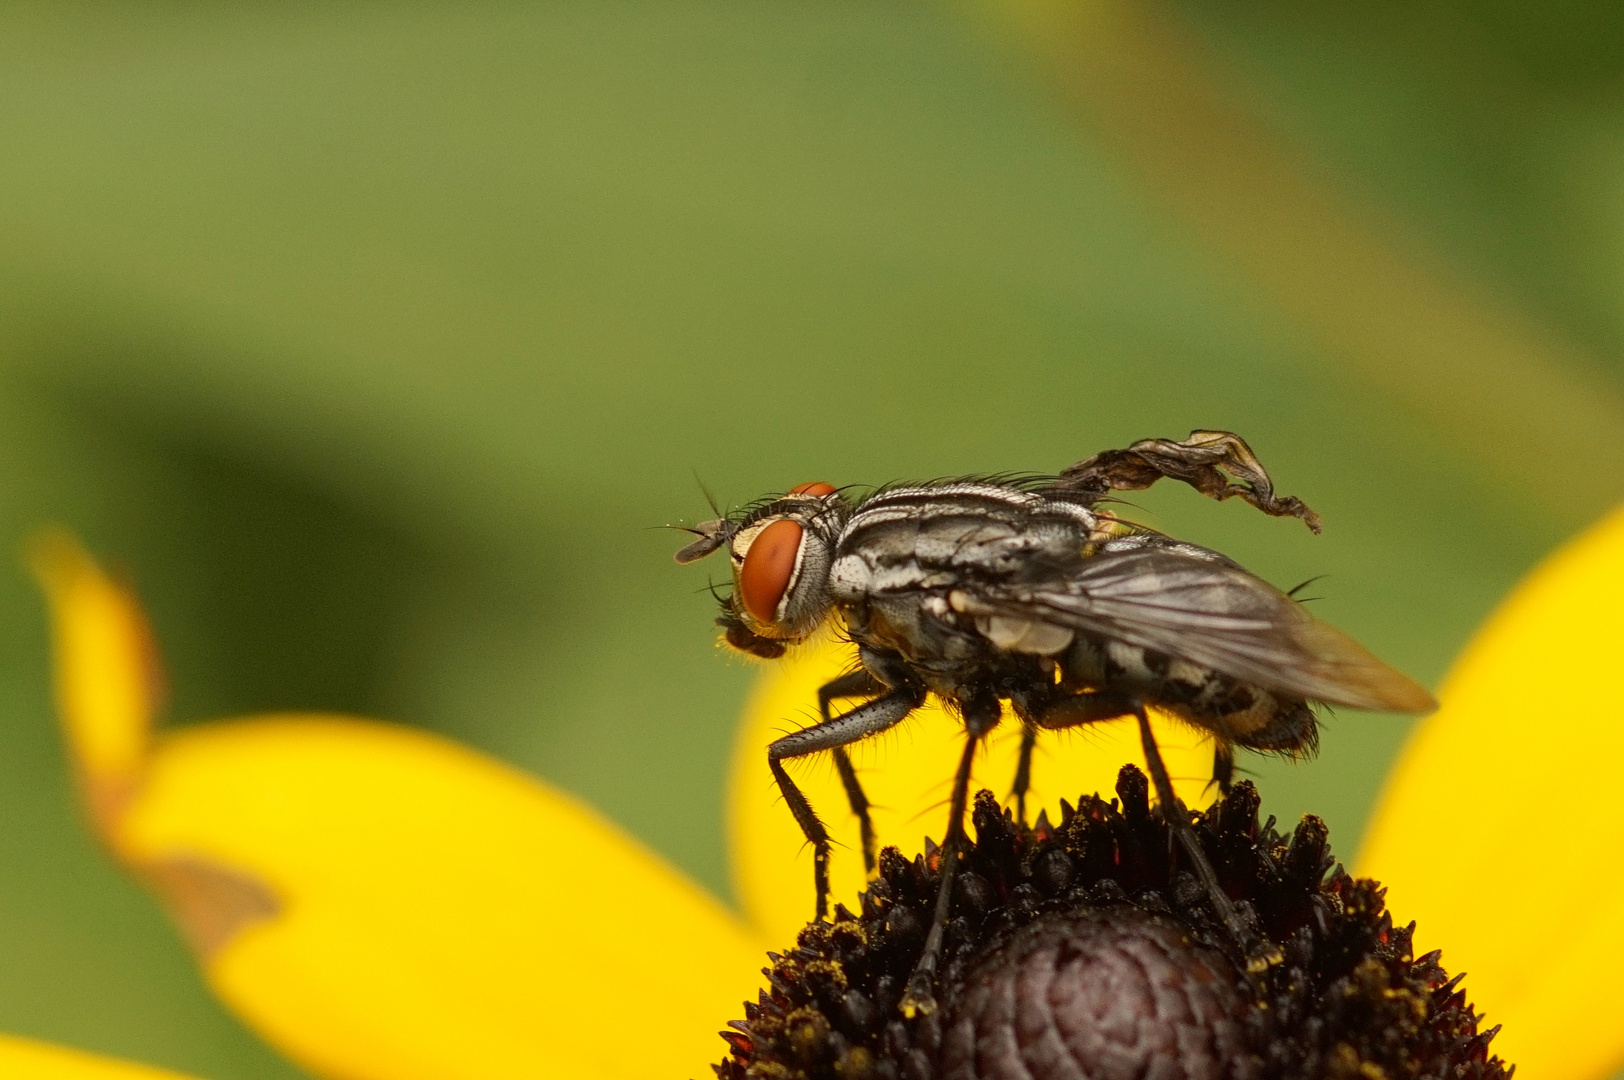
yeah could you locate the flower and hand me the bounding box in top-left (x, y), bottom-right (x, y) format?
top-left (11, 507), bottom-right (1624, 1080)
top-left (723, 780), bottom-right (1508, 1079)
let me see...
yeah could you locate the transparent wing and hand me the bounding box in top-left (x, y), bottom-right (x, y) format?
top-left (973, 541), bottom-right (1436, 712)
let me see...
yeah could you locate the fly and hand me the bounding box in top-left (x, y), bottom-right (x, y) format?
top-left (674, 430), bottom-right (1436, 1014)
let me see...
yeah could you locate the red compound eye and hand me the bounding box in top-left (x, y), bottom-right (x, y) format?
top-left (740, 518), bottom-right (804, 624)
top-left (790, 481), bottom-right (836, 497)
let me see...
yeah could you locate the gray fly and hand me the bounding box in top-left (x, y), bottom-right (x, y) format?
top-left (675, 430), bottom-right (1435, 1014)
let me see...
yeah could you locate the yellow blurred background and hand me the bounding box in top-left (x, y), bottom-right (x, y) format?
top-left (1, 2), bottom-right (1621, 1075)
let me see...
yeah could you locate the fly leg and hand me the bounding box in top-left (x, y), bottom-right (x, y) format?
top-left (830, 749), bottom-right (876, 878)
top-left (1033, 692), bottom-right (1276, 969)
top-left (818, 667), bottom-right (888, 720)
top-left (1130, 710), bottom-right (1248, 949)
top-left (899, 689), bottom-right (1001, 1017)
top-left (768, 684), bottom-right (925, 921)
top-left (1211, 742), bottom-right (1236, 797)
top-left (1010, 722), bottom-right (1038, 825)
top-left (818, 669), bottom-right (889, 876)
top-left (1056, 429), bottom-right (1321, 532)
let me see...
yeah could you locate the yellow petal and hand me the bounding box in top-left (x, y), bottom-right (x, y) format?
top-left (728, 636), bottom-right (1215, 944)
top-left (31, 535), bottom-right (769, 1080)
top-left (120, 716), bottom-right (767, 1080)
top-left (0, 1034), bottom-right (201, 1080)
top-left (1360, 504), bottom-right (1624, 1080)
top-left (27, 530), bottom-right (161, 831)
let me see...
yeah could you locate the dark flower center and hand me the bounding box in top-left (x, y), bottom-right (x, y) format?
top-left (941, 907), bottom-right (1249, 1080)
top-left (714, 767), bottom-right (1510, 1080)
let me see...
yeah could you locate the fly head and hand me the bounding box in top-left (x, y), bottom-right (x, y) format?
top-left (674, 481), bottom-right (847, 653)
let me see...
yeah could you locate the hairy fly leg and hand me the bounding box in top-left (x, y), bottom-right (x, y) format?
top-left (1031, 691), bottom-right (1276, 970)
top-left (817, 667), bottom-right (888, 720)
top-left (899, 689), bottom-right (1002, 1018)
top-left (1130, 710), bottom-right (1245, 947)
top-left (818, 665), bottom-right (893, 876)
top-left (1010, 722), bottom-right (1038, 825)
top-left (768, 684), bottom-right (925, 920)
top-left (1055, 429), bottom-right (1321, 532)
top-left (830, 749), bottom-right (876, 877)
top-left (1211, 742), bottom-right (1236, 796)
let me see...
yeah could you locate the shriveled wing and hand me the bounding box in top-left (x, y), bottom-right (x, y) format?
top-left (966, 542), bottom-right (1436, 712)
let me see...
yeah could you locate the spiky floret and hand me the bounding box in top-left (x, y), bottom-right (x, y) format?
top-left (715, 767), bottom-right (1508, 1080)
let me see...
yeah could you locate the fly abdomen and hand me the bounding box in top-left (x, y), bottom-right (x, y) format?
top-left (1062, 635), bottom-right (1311, 747)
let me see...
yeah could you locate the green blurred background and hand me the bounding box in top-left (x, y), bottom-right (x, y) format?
top-left (0, 1), bottom-right (1619, 1076)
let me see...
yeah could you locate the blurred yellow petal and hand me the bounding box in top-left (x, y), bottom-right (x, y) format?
top-left (27, 530), bottom-right (161, 831)
top-left (117, 717), bottom-right (766, 1080)
top-left (0, 1034), bottom-right (200, 1080)
top-left (1360, 504), bottom-right (1624, 1080)
top-left (728, 635), bottom-right (1214, 944)
top-left (32, 534), bottom-right (768, 1080)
